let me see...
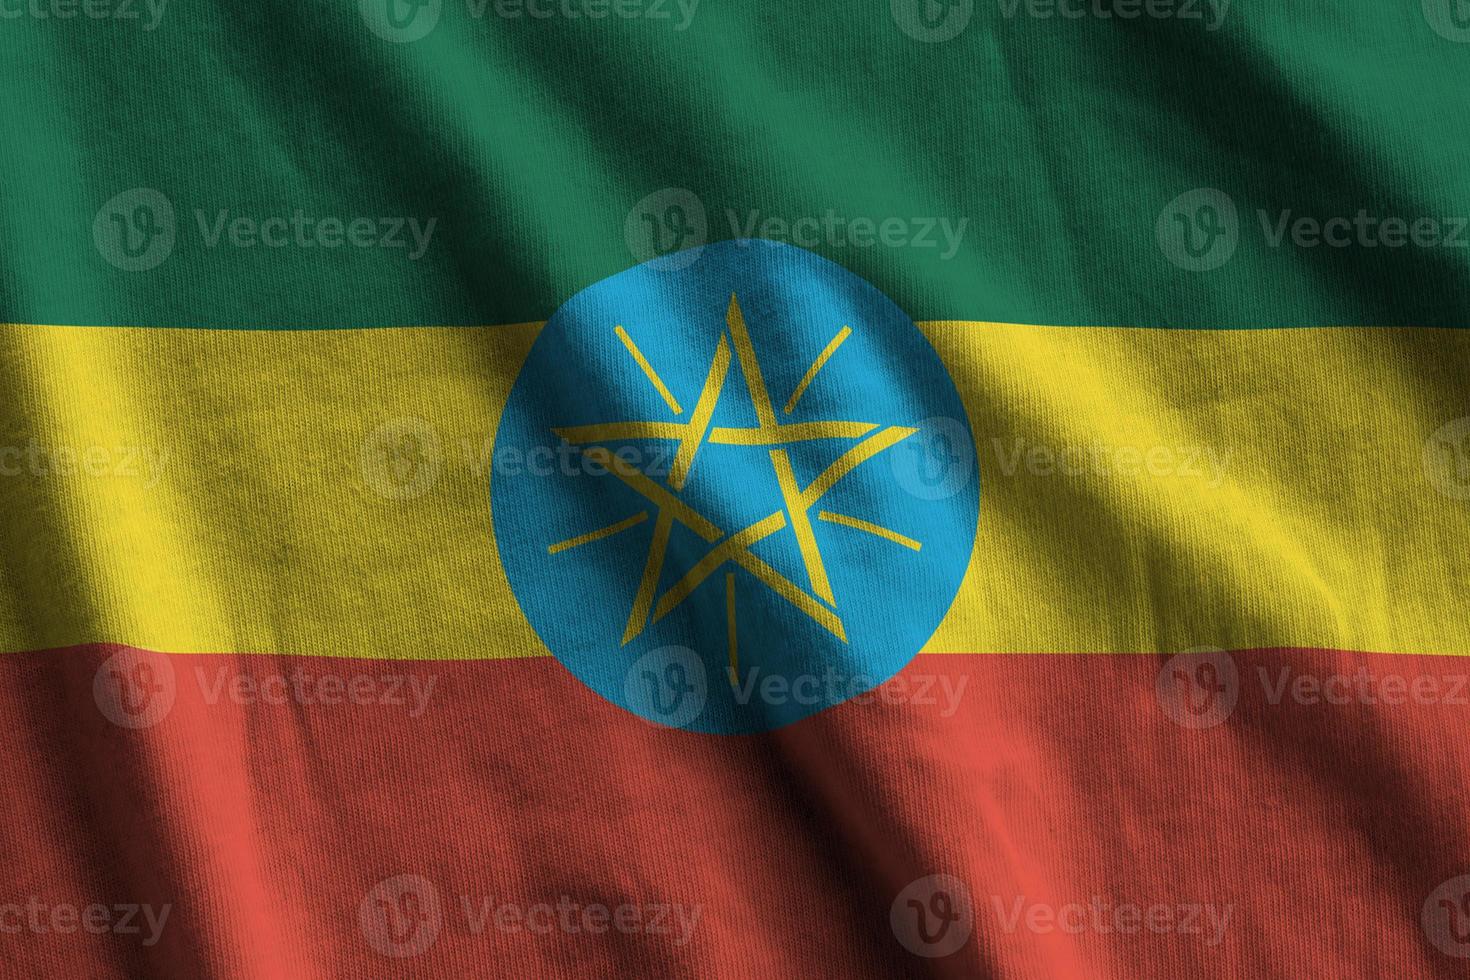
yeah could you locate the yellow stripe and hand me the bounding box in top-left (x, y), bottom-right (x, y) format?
top-left (652, 513), bottom-right (788, 623)
top-left (770, 449), bottom-right (835, 606)
top-left (924, 321), bottom-right (1470, 655)
top-left (817, 510), bottom-right (922, 552)
top-left (578, 446), bottom-right (722, 542)
top-left (622, 511), bottom-right (673, 646)
top-left (0, 321), bottom-right (546, 659)
top-left (614, 325), bottom-right (683, 416)
top-left (725, 295), bottom-right (778, 428)
top-left (708, 421), bottom-right (877, 445)
top-left (1, 320), bottom-right (1468, 659)
top-left (801, 426), bottom-right (918, 505)
top-left (669, 335), bottom-right (731, 491)
top-left (727, 546), bottom-right (848, 643)
top-left (785, 326), bottom-right (852, 414)
top-left (547, 512), bottom-right (648, 555)
top-left (554, 419), bottom-right (877, 446)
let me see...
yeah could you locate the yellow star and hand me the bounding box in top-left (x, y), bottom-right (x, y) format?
top-left (548, 294), bottom-right (921, 656)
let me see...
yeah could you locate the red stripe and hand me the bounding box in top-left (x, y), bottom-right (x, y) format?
top-left (2, 645), bottom-right (1467, 978)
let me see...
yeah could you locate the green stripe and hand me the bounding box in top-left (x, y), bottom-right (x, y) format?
top-left (1, 1), bottom-right (1468, 328)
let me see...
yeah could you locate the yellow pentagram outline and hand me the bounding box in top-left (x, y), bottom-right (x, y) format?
top-left (547, 294), bottom-right (921, 659)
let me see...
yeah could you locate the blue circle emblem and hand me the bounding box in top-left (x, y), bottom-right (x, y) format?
top-left (492, 240), bottom-right (979, 734)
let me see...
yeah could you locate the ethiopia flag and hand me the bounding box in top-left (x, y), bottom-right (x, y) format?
top-left (4, 1), bottom-right (1470, 976)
